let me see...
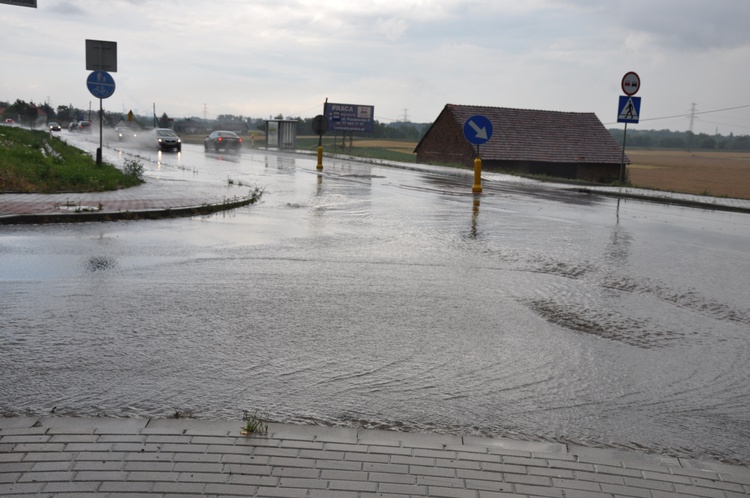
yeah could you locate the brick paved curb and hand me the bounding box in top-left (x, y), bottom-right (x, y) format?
top-left (1, 417), bottom-right (748, 497)
top-left (0, 196), bottom-right (258, 225)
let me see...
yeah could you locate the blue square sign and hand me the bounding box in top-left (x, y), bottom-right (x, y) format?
top-left (618, 96), bottom-right (641, 124)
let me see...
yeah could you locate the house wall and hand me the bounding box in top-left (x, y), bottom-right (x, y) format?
top-left (483, 160), bottom-right (620, 182)
top-left (415, 112), bottom-right (475, 167)
top-left (576, 163), bottom-right (621, 183)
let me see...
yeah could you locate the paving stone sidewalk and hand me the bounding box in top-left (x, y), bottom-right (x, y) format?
top-left (1, 417), bottom-right (748, 497)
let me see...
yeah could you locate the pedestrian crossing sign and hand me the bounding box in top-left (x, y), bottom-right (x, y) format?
top-left (618, 96), bottom-right (641, 123)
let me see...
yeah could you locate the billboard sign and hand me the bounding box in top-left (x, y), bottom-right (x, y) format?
top-left (0, 0), bottom-right (37, 7)
top-left (324, 102), bottom-right (374, 132)
top-left (86, 39), bottom-right (118, 72)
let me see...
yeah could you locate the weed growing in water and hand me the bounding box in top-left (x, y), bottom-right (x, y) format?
top-left (241, 410), bottom-right (269, 435)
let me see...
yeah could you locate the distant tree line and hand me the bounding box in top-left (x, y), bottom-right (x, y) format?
top-left (0, 99), bottom-right (56, 127)
top-left (609, 128), bottom-right (750, 151)
top-left (0, 99), bottom-right (111, 127)
top-left (1, 99), bottom-right (431, 140)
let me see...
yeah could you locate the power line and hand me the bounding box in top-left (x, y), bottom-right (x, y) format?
top-left (290, 103), bottom-right (325, 117)
top-left (605, 103), bottom-right (750, 125)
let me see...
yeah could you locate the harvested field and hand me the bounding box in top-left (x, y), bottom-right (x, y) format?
top-left (350, 139), bottom-right (416, 154)
top-left (626, 149), bottom-right (750, 200)
top-left (276, 137), bottom-right (750, 200)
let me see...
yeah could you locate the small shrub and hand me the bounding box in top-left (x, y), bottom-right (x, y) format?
top-left (123, 158), bottom-right (144, 181)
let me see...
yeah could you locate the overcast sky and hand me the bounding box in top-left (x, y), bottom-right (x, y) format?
top-left (2, 0), bottom-right (749, 135)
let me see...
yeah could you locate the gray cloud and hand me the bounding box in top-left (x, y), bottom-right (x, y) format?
top-left (47, 0), bottom-right (87, 16)
top-left (559, 0), bottom-right (750, 51)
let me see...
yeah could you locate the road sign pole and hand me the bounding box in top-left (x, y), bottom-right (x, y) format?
top-left (96, 98), bottom-right (103, 165)
top-left (463, 115), bottom-right (492, 194)
top-left (313, 103), bottom-right (329, 171)
top-left (619, 122), bottom-right (628, 183)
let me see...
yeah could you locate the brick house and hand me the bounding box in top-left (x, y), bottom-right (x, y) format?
top-left (414, 104), bottom-right (628, 183)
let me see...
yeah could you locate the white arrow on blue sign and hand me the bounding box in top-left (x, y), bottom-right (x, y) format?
top-left (86, 70), bottom-right (116, 99)
top-left (463, 115), bottom-right (493, 145)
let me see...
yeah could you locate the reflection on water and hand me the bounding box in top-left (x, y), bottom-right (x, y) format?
top-left (470, 198), bottom-right (480, 239)
top-left (1, 153), bottom-right (749, 466)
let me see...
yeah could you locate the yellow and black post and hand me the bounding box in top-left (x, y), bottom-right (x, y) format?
top-left (472, 145), bottom-right (482, 194)
top-left (312, 106), bottom-right (329, 171)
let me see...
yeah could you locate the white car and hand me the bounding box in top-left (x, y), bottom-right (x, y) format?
top-left (151, 128), bottom-right (181, 152)
top-left (115, 126), bottom-right (137, 141)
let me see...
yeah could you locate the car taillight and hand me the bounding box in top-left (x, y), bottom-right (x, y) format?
top-left (238, 138), bottom-right (242, 143)
top-left (218, 137), bottom-right (223, 142)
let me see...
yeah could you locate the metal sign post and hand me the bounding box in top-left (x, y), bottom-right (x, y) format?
top-left (312, 113), bottom-right (329, 171)
top-left (617, 72), bottom-right (642, 183)
top-left (463, 115), bottom-right (493, 194)
top-left (86, 71), bottom-right (116, 165)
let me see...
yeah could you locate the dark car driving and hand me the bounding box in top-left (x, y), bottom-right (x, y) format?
top-left (204, 130), bottom-right (242, 153)
top-left (78, 120), bottom-right (93, 133)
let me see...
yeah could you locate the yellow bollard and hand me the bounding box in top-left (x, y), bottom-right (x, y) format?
top-left (472, 157), bottom-right (482, 193)
top-left (317, 146), bottom-right (323, 171)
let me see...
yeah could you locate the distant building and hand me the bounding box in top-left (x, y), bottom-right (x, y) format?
top-left (173, 118), bottom-right (211, 135)
top-left (214, 120), bottom-right (250, 135)
top-left (112, 115), bottom-right (143, 130)
top-left (415, 104), bottom-right (628, 183)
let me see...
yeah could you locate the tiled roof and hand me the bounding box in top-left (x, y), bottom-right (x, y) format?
top-left (446, 104), bottom-right (627, 164)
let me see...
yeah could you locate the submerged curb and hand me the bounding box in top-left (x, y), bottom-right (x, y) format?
top-left (0, 196), bottom-right (258, 225)
top-left (576, 187), bottom-right (750, 214)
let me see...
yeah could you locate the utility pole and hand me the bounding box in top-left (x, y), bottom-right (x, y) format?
top-left (687, 102), bottom-right (697, 152)
top-left (402, 108), bottom-right (409, 123)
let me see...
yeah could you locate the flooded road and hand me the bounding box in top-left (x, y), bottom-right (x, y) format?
top-left (2, 139), bottom-right (750, 465)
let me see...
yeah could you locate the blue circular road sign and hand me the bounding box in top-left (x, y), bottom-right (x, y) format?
top-left (463, 115), bottom-right (493, 145)
top-left (86, 70), bottom-right (116, 99)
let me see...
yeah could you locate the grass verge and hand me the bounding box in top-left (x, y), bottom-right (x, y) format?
top-left (0, 126), bottom-right (143, 193)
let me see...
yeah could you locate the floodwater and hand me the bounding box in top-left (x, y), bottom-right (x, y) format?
top-left (2, 141), bottom-right (750, 465)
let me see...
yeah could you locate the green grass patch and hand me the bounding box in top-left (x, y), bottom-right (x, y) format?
top-left (0, 127), bottom-right (143, 193)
